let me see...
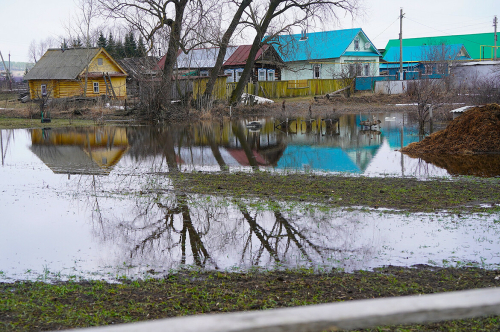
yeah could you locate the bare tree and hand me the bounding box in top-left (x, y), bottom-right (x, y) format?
top-left (27, 37), bottom-right (56, 63)
top-left (229, 0), bottom-right (359, 104)
top-left (202, 0), bottom-right (253, 101)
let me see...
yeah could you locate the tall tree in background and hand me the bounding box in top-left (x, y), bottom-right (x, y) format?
top-left (97, 31), bottom-right (107, 48)
top-left (106, 33), bottom-right (116, 57)
top-left (137, 36), bottom-right (147, 56)
top-left (125, 31), bottom-right (138, 57)
top-left (229, 0), bottom-right (359, 104)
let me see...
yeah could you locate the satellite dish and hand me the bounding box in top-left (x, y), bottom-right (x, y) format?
top-left (364, 43), bottom-right (371, 50)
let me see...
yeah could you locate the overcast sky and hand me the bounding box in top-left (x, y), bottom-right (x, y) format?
top-left (0, 0), bottom-right (498, 62)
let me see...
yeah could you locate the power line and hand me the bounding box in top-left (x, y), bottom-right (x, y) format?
top-left (371, 16), bottom-right (400, 41)
top-left (405, 16), bottom-right (492, 46)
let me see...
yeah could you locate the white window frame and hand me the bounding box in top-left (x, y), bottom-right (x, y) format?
top-left (200, 70), bottom-right (209, 77)
top-left (93, 82), bottom-right (99, 93)
top-left (258, 68), bottom-right (267, 81)
top-left (267, 70), bottom-right (275, 81)
top-left (313, 64), bottom-right (321, 79)
top-left (364, 63), bottom-right (370, 76)
top-left (235, 69), bottom-right (244, 82)
top-left (354, 38), bottom-right (360, 51)
top-left (41, 84), bottom-right (47, 97)
top-left (224, 69), bottom-right (235, 83)
top-left (425, 64), bottom-right (434, 75)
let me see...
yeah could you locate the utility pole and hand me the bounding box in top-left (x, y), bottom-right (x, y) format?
top-left (8, 52), bottom-right (11, 91)
top-left (399, 8), bottom-right (404, 80)
top-left (494, 15), bottom-right (498, 60)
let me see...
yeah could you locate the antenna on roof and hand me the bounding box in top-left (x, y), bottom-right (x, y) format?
top-left (300, 29), bottom-right (308, 41)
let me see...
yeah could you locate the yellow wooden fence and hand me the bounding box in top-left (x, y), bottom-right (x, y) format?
top-left (192, 78), bottom-right (346, 100)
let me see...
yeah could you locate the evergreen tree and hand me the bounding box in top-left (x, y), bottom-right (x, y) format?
top-left (115, 39), bottom-right (125, 59)
top-left (106, 33), bottom-right (116, 57)
top-left (125, 31), bottom-right (138, 57)
top-left (137, 35), bottom-right (147, 57)
top-left (97, 32), bottom-right (107, 49)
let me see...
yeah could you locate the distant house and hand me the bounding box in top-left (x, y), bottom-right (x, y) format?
top-left (24, 48), bottom-right (127, 100)
top-left (157, 46), bottom-right (239, 77)
top-left (273, 29), bottom-right (381, 80)
top-left (450, 60), bottom-right (500, 89)
top-left (117, 56), bottom-right (159, 98)
top-left (222, 45), bottom-right (284, 83)
top-left (381, 44), bottom-right (471, 78)
top-left (383, 33), bottom-right (497, 61)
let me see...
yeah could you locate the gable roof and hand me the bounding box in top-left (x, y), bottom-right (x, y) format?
top-left (168, 46), bottom-right (239, 70)
top-left (383, 44), bottom-right (471, 62)
top-left (117, 56), bottom-right (160, 79)
top-left (383, 33), bottom-right (495, 60)
top-left (24, 48), bottom-right (126, 80)
top-left (223, 45), bottom-right (269, 66)
top-left (273, 28), bottom-right (381, 62)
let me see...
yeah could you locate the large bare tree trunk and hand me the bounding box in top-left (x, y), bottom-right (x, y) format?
top-left (203, 0), bottom-right (252, 98)
top-left (160, 0), bottom-right (189, 106)
top-left (229, 0), bottom-right (278, 105)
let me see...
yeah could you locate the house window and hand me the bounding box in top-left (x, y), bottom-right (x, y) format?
top-left (224, 69), bottom-right (234, 83)
top-left (200, 70), bottom-right (209, 77)
top-left (258, 68), bottom-right (267, 81)
top-left (425, 64), bottom-right (434, 75)
top-left (354, 38), bottom-right (360, 51)
top-left (267, 70), bottom-right (275, 81)
top-left (313, 65), bottom-right (320, 79)
top-left (93, 82), bottom-right (99, 93)
top-left (364, 64), bottom-right (370, 76)
top-left (98, 58), bottom-right (103, 66)
top-left (41, 84), bottom-right (47, 97)
top-left (235, 69), bottom-right (244, 82)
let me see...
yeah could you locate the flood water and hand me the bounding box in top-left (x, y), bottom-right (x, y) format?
top-left (1, 112), bottom-right (500, 281)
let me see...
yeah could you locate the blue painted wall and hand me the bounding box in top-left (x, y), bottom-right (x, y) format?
top-left (355, 76), bottom-right (396, 91)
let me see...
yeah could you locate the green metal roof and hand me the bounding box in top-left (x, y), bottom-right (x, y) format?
top-left (383, 33), bottom-right (496, 60)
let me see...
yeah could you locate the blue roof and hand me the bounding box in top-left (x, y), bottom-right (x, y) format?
top-left (276, 145), bottom-right (361, 173)
top-left (272, 28), bottom-right (381, 62)
top-left (383, 44), bottom-right (471, 62)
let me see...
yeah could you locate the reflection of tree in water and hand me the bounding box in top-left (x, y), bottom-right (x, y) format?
top-left (74, 123), bottom-right (377, 272)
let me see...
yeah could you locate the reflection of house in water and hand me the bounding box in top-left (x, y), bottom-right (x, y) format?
top-left (30, 127), bottom-right (129, 175)
top-left (276, 115), bottom-right (384, 173)
top-left (173, 120), bottom-right (287, 169)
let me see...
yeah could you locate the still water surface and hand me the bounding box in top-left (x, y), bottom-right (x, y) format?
top-left (1, 113), bottom-right (499, 281)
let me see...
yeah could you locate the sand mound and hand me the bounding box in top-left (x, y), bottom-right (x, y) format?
top-left (401, 104), bottom-right (500, 155)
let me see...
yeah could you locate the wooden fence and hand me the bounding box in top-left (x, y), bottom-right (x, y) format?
top-left (193, 79), bottom-right (346, 100)
top-left (58, 287), bottom-right (500, 332)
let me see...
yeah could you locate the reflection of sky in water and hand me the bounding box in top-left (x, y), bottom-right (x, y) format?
top-left (0, 122), bottom-right (499, 281)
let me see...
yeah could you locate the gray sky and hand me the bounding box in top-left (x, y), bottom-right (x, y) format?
top-left (0, 0), bottom-right (498, 62)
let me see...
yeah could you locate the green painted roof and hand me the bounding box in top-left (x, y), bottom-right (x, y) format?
top-left (383, 33), bottom-right (496, 60)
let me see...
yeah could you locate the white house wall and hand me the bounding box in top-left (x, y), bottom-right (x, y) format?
top-left (282, 57), bottom-right (380, 80)
top-left (281, 31), bottom-right (380, 80)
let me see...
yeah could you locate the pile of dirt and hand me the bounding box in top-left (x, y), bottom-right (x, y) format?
top-left (401, 104), bottom-right (500, 155)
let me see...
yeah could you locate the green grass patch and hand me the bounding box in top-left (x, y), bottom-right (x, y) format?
top-left (1, 267), bottom-right (499, 331)
top-left (171, 172), bottom-right (500, 213)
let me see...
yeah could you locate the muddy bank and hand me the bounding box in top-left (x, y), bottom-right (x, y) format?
top-left (1, 93), bottom-right (424, 126)
top-left (401, 104), bottom-right (500, 156)
top-left (1, 267), bottom-right (499, 331)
